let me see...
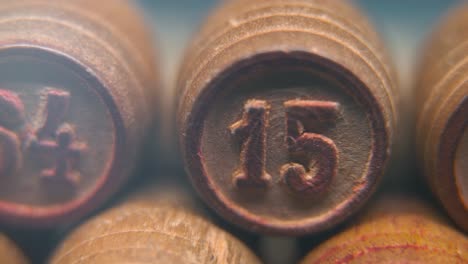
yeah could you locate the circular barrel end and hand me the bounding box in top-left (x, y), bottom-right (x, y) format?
top-left (0, 46), bottom-right (123, 228)
top-left (183, 51), bottom-right (391, 235)
top-left (178, 0), bottom-right (396, 235)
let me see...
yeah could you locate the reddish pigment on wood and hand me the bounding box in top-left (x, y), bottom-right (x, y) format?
top-left (0, 127), bottom-right (21, 177)
top-left (281, 100), bottom-right (340, 196)
top-left (35, 89), bottom-right (70, 140)
top-left (0, 90), bottom-right (24, 178)
top-left (0, 90), bottom-right (25, 129)
top-left (230, 100), bottom-right (272, 188)
top-left (0, 0), bottom-right (159, 228)
top-left (31, 125), bottom-right (87, 187)
top-left (27, 89), bottom-right (87, 188)
top-left (300, 197), bottom-right (468, 263)
top-left (177, 0), bottom-right (398, 235)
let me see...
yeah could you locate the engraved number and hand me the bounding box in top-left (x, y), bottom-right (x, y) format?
top-left (281, 100), bottom-right (339, 195)
top-left (231, 99), bottom-right (340, 195)
top-left (230, 100), bottom-right (272, 188)
top-left (30, 89), bottom-right (87, 186)
top-left (0, 88), bottom-right (87, 187)
top-left (0, 90), bottom-right (25, 177)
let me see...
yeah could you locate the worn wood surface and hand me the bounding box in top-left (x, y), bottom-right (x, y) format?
top-left (300, 196), bottom-right (468, 263)
top-left (0, 0), bottom-right (159, 227)
top-left (415, 2), bottom-right (468, 232)
top-left (177, 0), bottom-right (399, 235)
top-left (0, 233), bottom-right (29, 264)
top-left (49, 186), bottom-right (261, 264)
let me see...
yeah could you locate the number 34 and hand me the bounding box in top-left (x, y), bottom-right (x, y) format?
top-left (230, 99), bottom-right (340, 196)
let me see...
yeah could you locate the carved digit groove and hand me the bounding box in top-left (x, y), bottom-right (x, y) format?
top-left (230, 99), bottom-right (340, 195)
top-left (230, 100), bottom-right (271, 188)
top-left (282, 100), bottom-right (340, 196)
top-left (281, 134), bottom-right (338, 195)
top-left (0, 90), bottom-right (25, 177)
top-left (30, 88), bottom-right (87, 187)
top-left (33, 125), bottom-right (87, 186)
top-left (0, 127), bottom-right (21, 177)
top-left (36, 89), bottom-right (71, 139)
top-left (0, 88), bottom-right (88, 187)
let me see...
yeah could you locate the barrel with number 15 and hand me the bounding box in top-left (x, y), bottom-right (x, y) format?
top-left (0, 0), bottom-right (159, 227)
top-left (177, 0), bottom-right (398, 235)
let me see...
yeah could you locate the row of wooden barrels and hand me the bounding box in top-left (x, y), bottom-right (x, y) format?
top-left (0, 0), bottom-right (465, 263)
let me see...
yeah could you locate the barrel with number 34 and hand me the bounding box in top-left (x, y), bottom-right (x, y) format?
top-left (177, 0), bottom-right (398, 235)
top-left (0, 0), bottom-right (158, 227)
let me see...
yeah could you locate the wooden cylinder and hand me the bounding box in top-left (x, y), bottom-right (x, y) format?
top-left (0, 234), bottom-right (29, 264)
top-left (49, 186), bottom-right (262, 264)
top-left (0, 0), bottom-right (159, 227)
top-left (415, 3), bottom-right (468, 232)
top-left (177, 0), bottom-right (398, 235)
top-left (300, 196), bottom-right (468, 263)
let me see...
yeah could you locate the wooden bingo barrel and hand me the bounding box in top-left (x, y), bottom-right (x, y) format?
top-left (415, 3), bottom-right (468, 232)
top-left (49, 185), bottom-right (261, 264)
top-left (0, 233), bottom-right (29, 264)
top-left (0, 0), bottom-right (159, 227)
top-left (300, 196), bottom-right (468, 263)
top-left (177, 0), bottom-right (399, 235)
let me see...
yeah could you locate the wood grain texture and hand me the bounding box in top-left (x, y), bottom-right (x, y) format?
top-left (0, 234), bottom-right (29, 264)
top-left (0, 0), bottom-right (159, 227)
top-left (300, 196), bottom-right (468, 263)
top-left (415, 2), bottom-right (468, 232)
top-left (177, 0), bottom-right (399, 235)
top-left (49, 188), bottom-right (262, 264)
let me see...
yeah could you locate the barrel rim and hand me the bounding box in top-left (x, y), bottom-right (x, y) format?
top-left (0, 45), bottom-right (126, 228)
top-left (181, 50), bottom-right (390, 235)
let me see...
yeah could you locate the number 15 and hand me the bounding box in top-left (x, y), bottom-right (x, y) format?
top-left (230, 99), bottom-right (340, 196)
